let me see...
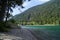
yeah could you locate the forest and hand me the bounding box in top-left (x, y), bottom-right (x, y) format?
top-left (14, 0), bottom-right (60, 25)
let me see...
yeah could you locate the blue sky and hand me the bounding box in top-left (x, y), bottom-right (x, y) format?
top-left (12, 0), bottom-right (50, 16)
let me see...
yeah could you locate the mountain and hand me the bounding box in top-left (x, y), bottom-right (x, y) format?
top-left (14, 0), bottom-right (60, 25)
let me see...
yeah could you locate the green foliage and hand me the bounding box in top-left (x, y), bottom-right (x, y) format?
top-left (0, 22), bottom-right (11, 32)
top-left (14, 0), bottom-right (60, 25)
top-left (0, 0), bottom-right (31, 32)
top-left (8, 19), bottom-right (16, 23)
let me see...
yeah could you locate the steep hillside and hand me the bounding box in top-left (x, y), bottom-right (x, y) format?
top-left (14, 0), bottom-right (60, 25)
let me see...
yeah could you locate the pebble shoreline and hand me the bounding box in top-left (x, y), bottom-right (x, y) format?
top-left (0, 33), bottom-right (23, 40)
top-left (0, 28), bottom-right (37, 40)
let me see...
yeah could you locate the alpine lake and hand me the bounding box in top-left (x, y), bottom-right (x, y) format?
top-left (23, 25), bottom-right (60, 40)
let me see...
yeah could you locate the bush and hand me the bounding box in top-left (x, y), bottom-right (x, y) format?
top-left (8, 19), bottom-right (16, 23)
top-left (0, 22), bottom-right (11, 32)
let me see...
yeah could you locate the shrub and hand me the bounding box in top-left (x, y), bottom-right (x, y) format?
top-left (0, 22), bottom-right (11, 32)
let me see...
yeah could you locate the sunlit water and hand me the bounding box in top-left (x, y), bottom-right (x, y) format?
top-left (22, 25), bottom-right (60, 29)
top-left (22, 25), bottom-right (60, 40)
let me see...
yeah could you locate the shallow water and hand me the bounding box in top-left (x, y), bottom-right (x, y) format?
top-left (23, 25), bottom-right (60, 40)
top-left (25, 25), bottom-right (60, 29)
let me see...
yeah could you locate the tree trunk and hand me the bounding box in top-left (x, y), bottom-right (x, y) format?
top-left (0, 0), bottom-right (7, 22)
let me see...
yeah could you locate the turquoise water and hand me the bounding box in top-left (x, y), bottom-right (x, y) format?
top-left (25, 25), bottom-right (60, 40)
top-left (25, 25), bottom-right (60, 29)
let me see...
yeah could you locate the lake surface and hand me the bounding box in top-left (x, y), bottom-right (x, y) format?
top-left (22, 25), bottom-right (60, 40)
top-left (23, 25), bottom-right (60, 29)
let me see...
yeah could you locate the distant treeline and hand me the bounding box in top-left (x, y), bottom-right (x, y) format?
top-left (14, 0), bottom-right (60, 25)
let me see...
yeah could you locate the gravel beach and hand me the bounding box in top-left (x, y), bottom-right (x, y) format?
top-left (0, 28), bottom-right (37, 40)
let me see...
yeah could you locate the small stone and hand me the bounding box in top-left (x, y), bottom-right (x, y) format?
top-left (3, 39), bottom-right (12, 40)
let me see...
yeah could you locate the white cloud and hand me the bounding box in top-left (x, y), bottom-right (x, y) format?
top-left (22, 1), bottom-right (31, 6)
top-left (39, 0), bottom-right (50, 1)
top-left (23, 0), bottom-right (50, 6)
top-left (22, 0), bottom-right (27, 6)
top-left (12, 0), bottom-right (50, 16)
top-left (23, 2), bottom-right (28, 6)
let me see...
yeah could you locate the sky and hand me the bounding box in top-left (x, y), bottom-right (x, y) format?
top-left (12, 0), bottom-right (50, 16)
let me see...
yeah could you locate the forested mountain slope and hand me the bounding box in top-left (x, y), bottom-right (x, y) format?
top-left (14, 0), bottom-right (60, 25)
